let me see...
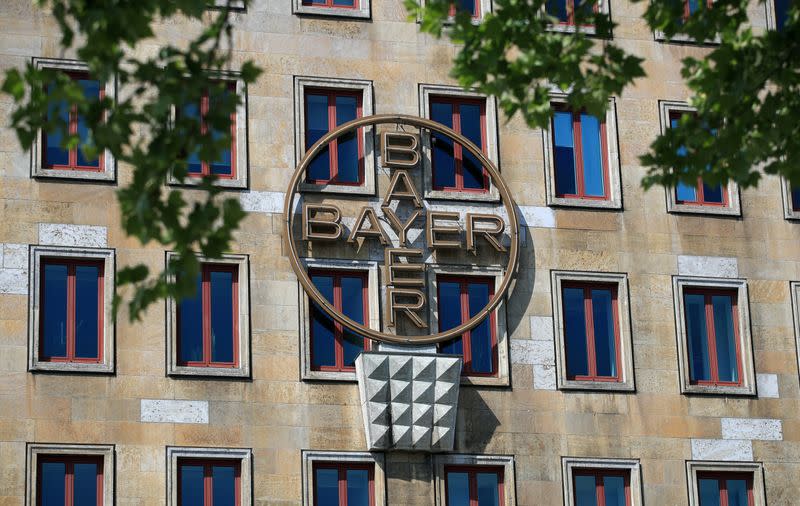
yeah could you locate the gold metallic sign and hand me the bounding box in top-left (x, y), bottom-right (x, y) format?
top-left (284, 114), bottom-right (520, 344)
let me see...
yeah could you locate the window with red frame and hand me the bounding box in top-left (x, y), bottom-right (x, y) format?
top-left (181, 81), bottom-right (237, 178)
top-left (313, 462), bottom-right (374, 506)
top-left (572, 469), bottom-right (630, 506)
top-left (551, 106), bottom-right (610, 200)
top-left (437, 276), bottom-right (497, 376)
top-left (39, 259), bottom-right (104, 363)
top-left (670, 112), bottom-right (726, 206)
top-left (37, 455), bottom-right (103, 506)
top-left (309, 270), bottom-right (370, 372)
top-left (545, 0), bottom-right (597, 25)
top-left (791, 184), bottom-right (800, 211)
top-left (177, 264), bottom-right (239, 368)
top-left (430, 96), bottom-right (488, 192)
top-left (302, 0), bottom-right (357, 8)
top-left (448, 0), bottom-right (481, 17)
top-left (774, 0), bottom-right (789, 30)
top-left (305, 88), bottom-right (364, 185)
top-left (561, 283), bottom-right (621, 382)
top-left (178, 459), bottom-right (241, 506)
top-left (696, 472), bottom-right (754, 506)
top-left (44, 72), bottom-right (103, 171)
top-left (445, 465), bottom-right (504, 506)
top-left (683, 288), bottom-right (742, 386)
top-left (679, 0), bottom-right (713, 22)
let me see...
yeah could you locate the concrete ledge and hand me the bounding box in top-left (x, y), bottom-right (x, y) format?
top-left (39, 223), bottom-right (107, 248)
top-left (721, 418), bottom-right (783, 441)
top-left (140, 399), bottom-right (209, 424)
top-left (690, 439), bottom-right (753, 461)
top-left (677, 255), bottom-right (738, 278)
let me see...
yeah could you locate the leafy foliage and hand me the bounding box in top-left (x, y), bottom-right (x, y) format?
top-left (2, 0), bottom-right (261, 320)
top-left (409, 0), bottom-right (800, 190)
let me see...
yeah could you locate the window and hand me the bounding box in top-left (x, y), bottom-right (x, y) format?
top-left (304, 88), bottom-right (364, 186)
top-left (177, 459), bottom-right (240, 506)
top-left (429, 96), bottom-right (488, 193)
top-left (562, 458), bottom-right (642, 506)
top-left (29, 246), bottom-right (115, 373)
top-left (302, 451), bottom-right (386, 506)
top-left (781, 178), bottom-right (800, 219)
top-left (793, 185), bottom-right (800, 211)
top-left (167, 448), bottom-right (252, 506)
top-left (177, 263), bottom-right (239, 368)
top-left (31, 59), bottom-right (116, 181)
top-left (660, 102), bottom-right (740, 215)
top-left (302, 0), bottom-right (358, 8)
top-left (181, 81), bottom-right (236, 179)
top-left (678, 0), bottom-right (712, 23)
top-left (552, 271), bottom-right (634, 391)
top-left (26, 444), bottom-right (115, 506)
top-left (450, 0), bottom-right (481, 17)
top-left (433, 455), bottom-right (516, 506)
top-left (687, 462), bottom-right (765, 506)
top-left (309, 269), bottom-right (370, 372)
top-left (551, 106), bottom-right (609, 201)
top-left (673, 276), bottom-right (755, 395)
top-left (792, 282), bottom-right (800, 383)
top-left (294, 77), bottom-right (375, 195)
top-left (771, 0), bottom-right (790, 30)
top-left (166, 253), bottom-right (250, 378)
top-left (437, 275), bottom-right (497, 377)
top-left (312, 462), bottom-right (374, 506)
top-left (545, 0), bottom-right (597, 26)
top-left (293, 0), bottom-right (370, 17)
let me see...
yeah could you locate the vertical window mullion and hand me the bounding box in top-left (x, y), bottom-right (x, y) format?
top-left (573, 112), bottom-right (586, 198)
top-left (328, 93), bottom-right (339, 182)
top-left (583, 287), bottom-right (598, 378)
top-left (200, 90), bottom-right (210, 176)
top-left (333, 274), bottom-right (344, 370)
top-left (696, 176), bottom-right (706, 204)
top-left (460, 280), bottom-right (473, 373)
top-left (595, 474), bottom-right (606, 506)
top-left (469, 470), bottom-right (478, 506)
top-left (64, 461), bottom-right (73, 506)
top-left (202, 266), bottom-right (212, 366)
top-left (204, 462), bottom-right (213, 506)
top-left (69, 100), bottom-right (78, 168)
top-left (719, 478), bottom-right (729, 506)
top-left (338, 466), bottom-right (347, 506)
top-left (704, 293), bottom-right (721, 384)
top-left (453, 103), bottom-right (464, 191)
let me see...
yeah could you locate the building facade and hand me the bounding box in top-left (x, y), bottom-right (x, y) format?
top-left (0, 0), bottom-right (799, 504)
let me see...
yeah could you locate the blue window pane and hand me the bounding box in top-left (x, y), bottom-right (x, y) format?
top-left (602, 476), bottom-right (626, 506)
top-left (346, 469), bottom-right (370, 506)
top-left (468, 282), bottom-right (493, 374)
top-left (311, 275), bottom-right (336, 368)
top-left (306, 94), bottom-right (331, 181)
top-left (702, 181), bottom-right (724, 203)
top-left (546, 0), bottom-right (569, 21)
top-left (446, 472), bottom-right (470, 506)
top-left (333, 0), bottom-right (356, 5)
top-left (73, 462), bottom-right (99, 505)
top-left (209, 88), bottom-right (233, 176)
top-left (74, 265), bottom-right (100, 359)
top-left (726, 478), bottom-right (749, 506)
top-left (76, 79), bottom-right (100, 167)
top-left (210, 270), bottom-right (235, 364)
top-left (42, 264), bottom-right (68, 359)
top-left (476, 472), bottom-right (500, 506)
top-left (179, 275), bottom-right (203, 363)
top-left (685, 293), bottom-right (711, 382)
top-left (314, 468), bottom-right (339, 506)
top-left (40, 462), bottom-right (66, 506)
top-left (341, 276), bottom-right (366, 367)
top-left (179, 464), bottom-right (205, 506)
top-left (438, 281), bottom-right (463, 357)
top-left (676, 180), bottom-right (698, 202)
top-left (591, 288), bottom-right (617, 378)
top-left (580, 113), bottom-right (605, 197)
top-left (431, 102), bottom-right (456, 189)
top-left (574, 475), bottom-right (598, 506)
top-left (563, 287), bottom-right (589, 377)
top-left (456, 0), bottom-right (476, 13)
top-left (45, 83), bottom-right (70, 167)
top-left (182, 102), bottom-right (203, 174)
top-left (711, 295), bottom-right (738, 383)
top-left (212, 464), bottom-right (236, 506)
top-left (687, 0), bottom-right (702, 15)
top-left (576, 0), bottom-right (596, 18)
top-left (775, 0), bottom-right (789, 29)
top-left (698, 478), bottom-right (721, 506)
top-left (460, 103), bottom-right (485, 190)
top-left (553, 111), bottom-right (577, 196)
top-left (335, 95), bottom-right (360, 184)
top-left (791, 186), bottom-right (800, 210)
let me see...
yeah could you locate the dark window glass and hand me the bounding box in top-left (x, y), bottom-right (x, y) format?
top-left (304, 90), bottom-right (363, 185)
top-left (182, 101), bottom-right (203, 174)
top-left (580, 113), bottom-right (605, 197)
top-left (455, 0), bottom-right (478, 15)
top-left (346, 469), bottom-right (370, 506)
top-left (179, 460), bottom-right (239, 506)
top-left (303, 0), bottom-right (357, 7)
top-left (212, 464), bottom-right (237, 506)
top-left (313, 463), bottom-right (373, 506)
top-left (562, 284), bottom-right (619, 381)
top-left (446, 472), bottom-right (471, 506)
top-left (460, 103), bottom-right (485, 190)
top-left (335, 95), bottom-right (359, 183)
top-left (38, 457), bottom-right (102, 506)
top-left (429, 97), bottom-right (487, 192)
top-left (179, 274), bottom-right (204, 363)
top-left (45, 83), bottom-right (70, 167)
top-left (310, 271), bottom-right (368, 371)
top-left (75, 79), bottom-right (100, 167)
top-left (791, 185), bottom-right (800, 211)
top-left (74, 265), bottom-right (100, 359)
top-left (546, 0), bottom-right (569, 21)
top-left (546, 0), bottom-right (596, 23)
top-left (775, 0), bottom-right (789, 29)
top-left (431, 101), bottom-right (456, 189)
top-left (180, 464), bottom-right (204, 506)
top-left (42, 263), bottom-right (69, 359)
top-left (591, 288), bottom-right (616, 378)
top-left (603, 475), bottom-right (626, 506)
top-left (311, 274), bottom-right (336, 368)
top-left (341, 276), bottom-right (366, 367)
top-left (73, 462), bottom-right (99, 505)
top-left (697, 473), bottom-right (753, 506)
top-left (553, 111), bottom-right (577, 196)
top-left (306, 93), bottom-right (331, 182)
top-left (476, 472), bottom-right (500, 506)
top-left (468, 282), bottom-right (493, 374)
top-left (670, 113), bottom-right (725, 205)
top-left (210, 270), bottom-right (235, 364)
top-left (683, 290), bottom-right (741, 385)
top-left (209, 87), bottom-right (233, 176)
top-left (314, 468), bottom-right (339, 506)
top-left (44, 73), bottom-right (102, 170)
top-left (445, 467), bottom-right (502, 506)
top-left (698, 477), bottom-right (721, 506)
top-left (40, 461), bottom-right (66, 506)
top-left (439, 281), bottom-right (464, 357)
top-left (574, 474), bottom-right (598, 506)
top-left (182, 83), bottom-right (235, 177)
top-left (438, 277), bottom-right (496, 376)
top-left (574, 471), bottom-right (630, 506)
top-left (552, 108), bottom-right (608, 199)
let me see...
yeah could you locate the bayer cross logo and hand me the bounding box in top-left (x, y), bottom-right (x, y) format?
top-left (284, 114), bottom-right (520, 345)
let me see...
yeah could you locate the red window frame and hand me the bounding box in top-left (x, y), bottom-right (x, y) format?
top-left (36, 455), bottom-right (103, 506)
top-left (39, 258), bottom-right (104, 363)
top-left (669, 111), bottom-right (727, 207)
top-left (312, 461), bottom-right (375, 506)
top-left (572, 469), bottom-right (631, 506)
top-left (683, 287), bottom-right (743, 387)
top-left (549, 0), bottom-right (599, 26)
top-left (448, 0), bottom-right (481, 18)
top-left (561, 282), bottom-right (622, 382)
top-left (301, 0), bottom-right (358, 8)
top-left (183, 81), bottom-right (237, 179)
top-left (696, 472), bottom-right (754, 506)
top-left (304, 88), bottom-right (365, 186)
top-left (177, 458), bottom-right (242, 506)
top-left (444, 465), bottom-right (504, 506)
top-left (42, 71), bottom-right (105, 172)
top-left (552, 105), bottom-right (610, 200)
top-left (308, 269), bottom-right (371, 372)
top-left (436, 275), bottom-right (498, 377)
top-left (176, 263), bottom-right (240, 368)
top-left (681, 0), bottom-right (713, 22)
top-left (429, 96), bottom-right (489, 193)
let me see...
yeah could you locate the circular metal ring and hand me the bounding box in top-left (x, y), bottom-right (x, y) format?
top-left (284, 114), bottom-right (520, 344)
